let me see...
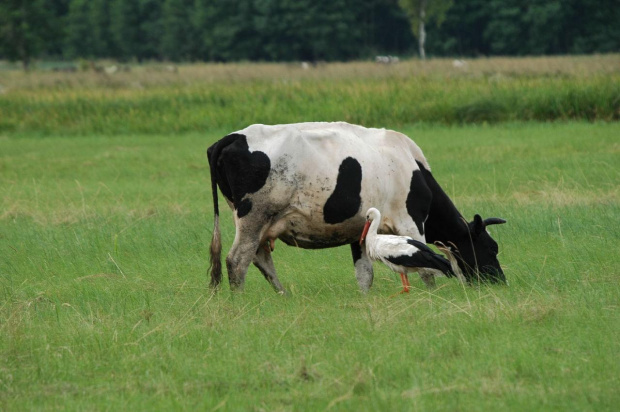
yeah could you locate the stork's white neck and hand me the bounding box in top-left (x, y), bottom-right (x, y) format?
top-left (364, 212), bottom-right (383, 258)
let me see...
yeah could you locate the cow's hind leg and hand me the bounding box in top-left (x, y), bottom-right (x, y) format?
top-left (351, 242), bottom-right (374, 292)
top-left (253, 247), bottom-right (285, 294)
top-left (226, 242), bottom-right (259, 291)
top-left (225, 219), bottom-right (265, 291)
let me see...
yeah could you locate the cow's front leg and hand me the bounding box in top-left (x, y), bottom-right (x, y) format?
top-left (350, 242), bottom-right (374, 292)
top-left (253, 246), bottom-right (285, 294)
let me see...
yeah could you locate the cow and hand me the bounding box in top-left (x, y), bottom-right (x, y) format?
top-left (206, 122), bottom-right (506, 293)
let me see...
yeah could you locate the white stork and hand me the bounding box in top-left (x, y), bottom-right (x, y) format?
top-left (359, 207), bottom-right (464, 293)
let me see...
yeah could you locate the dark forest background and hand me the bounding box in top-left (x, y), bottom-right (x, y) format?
top-left (1, 0), bottom-right (618, 68)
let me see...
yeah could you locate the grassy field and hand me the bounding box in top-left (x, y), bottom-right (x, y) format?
top-left (1, 56), bottom-right (619, 410)
top-left (1, 121), bottom-right (618, 411)
top-left (1, 55), bottom-right (619, 135)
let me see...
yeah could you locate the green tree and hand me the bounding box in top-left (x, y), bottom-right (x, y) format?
top-left (64, 0), bottom-right (94, 59)
top-left (89, 0), bottom-right (114, 58)
top-left (161, 0), bottom-right (195, 61)
top-left (254, 0), bottom-right (305, 61)
top-left (425, 0), bottom-right (620, 57)
top-left (44, 0), bottom-right (71, 57)
top-left (565, 0), bottom-right (620, 54)
top-left (140, 0), bottom-right (164, 60)
top-left (250, 0), bottom-right (364, 61)
top-left (482, 0), bottom-right (566, 55)
top-left (424, 0), bottom-right (491, 56)
top-left (194, 0), bottom-right (261, 61)
top-left (0, 0), bottom-right (52, 69)
top-left (399, 0), bottom-right (453, 58)
top-left (358, 0), bottom-right (414, 56)
top-left (483, 1), bottom-right (523, 55)
top-left (522, 1), bottom-right (564, 54)
top-left (305, 0), bottom-right (363, 61)
top-left (110, 0), bottom-right (143, 61)
top-left (192, 0), bottom-right (216, 60)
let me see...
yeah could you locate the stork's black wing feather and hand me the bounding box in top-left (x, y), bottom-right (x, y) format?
top-left (405, 238), bottom-right (435, 253)
top-left (386, 239), bottom-right (454, 277)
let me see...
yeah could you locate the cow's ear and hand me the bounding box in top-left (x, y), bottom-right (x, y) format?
top-left (471, 214), bottom-right (485, 236)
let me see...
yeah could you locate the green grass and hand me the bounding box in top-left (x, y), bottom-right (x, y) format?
top-left (1, 56), bottom-right (619, 135)
top-left (2, 74), bottom-right (618, 135)
top-left (1, 122), bottom-right (618, 411)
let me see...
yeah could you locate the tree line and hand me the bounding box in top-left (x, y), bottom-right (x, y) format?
top-left (0, 0), bottom-right (618, 69)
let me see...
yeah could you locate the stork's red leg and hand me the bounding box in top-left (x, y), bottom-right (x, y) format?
top-left (400, 273), bottom-right (410, 293)
top-left (389, 273), bottom-right (411, 298)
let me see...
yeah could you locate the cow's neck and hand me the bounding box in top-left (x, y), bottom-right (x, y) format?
top-left (417, 162), bottom-right (469, 244)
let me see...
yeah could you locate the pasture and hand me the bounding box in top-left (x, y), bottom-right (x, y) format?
top-left (1, 57), bottom-right (619, 411)
top-left (1, 55), bottom-right (619, 135)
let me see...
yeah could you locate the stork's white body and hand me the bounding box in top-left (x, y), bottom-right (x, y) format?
top-left (365, 233), bottom-right (436, 276)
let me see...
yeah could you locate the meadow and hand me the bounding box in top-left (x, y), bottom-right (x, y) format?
top-left (1, 56), bottom-right (619, 411)
top-left (1, 55), bottom-right (619, 135)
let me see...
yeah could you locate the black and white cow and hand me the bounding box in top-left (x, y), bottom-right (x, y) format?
top-left (207, 122), bottom-right (506, 292)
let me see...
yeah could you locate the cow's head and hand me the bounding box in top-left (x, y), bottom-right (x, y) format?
top-left (454, 215), bottom-right (507, 283)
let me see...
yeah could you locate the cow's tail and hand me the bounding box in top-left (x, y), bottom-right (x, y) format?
top-left (207, 141), bottom-right (223, 289)
top-left (207, 134), bottom-right (243, 289)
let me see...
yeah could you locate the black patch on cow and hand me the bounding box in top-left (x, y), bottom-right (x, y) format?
top-left (405, 168), bottom-right (432, 236)
top-left (215, 133), bottom-right (271, 218)
top-left (323, 157), bottom-right (362, 224)
top-left (350, 242), bottom-right (362, 263)
top-left (412, 160), bottom-right (505, 282)
top-left (237, 198), bottom-right (253, 218)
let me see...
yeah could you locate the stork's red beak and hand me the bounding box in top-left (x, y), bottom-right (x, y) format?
top-left (359, 220), bottom-right (371, 245)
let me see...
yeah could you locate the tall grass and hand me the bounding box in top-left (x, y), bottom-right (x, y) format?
top-left (1, 122), bottom-right (619, 410)
top-left (1, 55), bottom-right (618, 135)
